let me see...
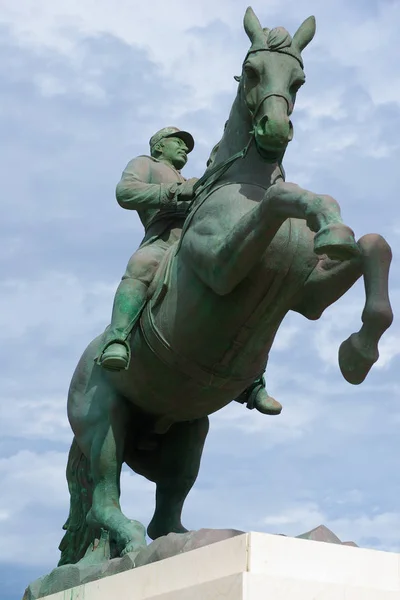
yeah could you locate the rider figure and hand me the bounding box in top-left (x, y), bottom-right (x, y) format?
top-left (97, 126), bottom-right (282, 416)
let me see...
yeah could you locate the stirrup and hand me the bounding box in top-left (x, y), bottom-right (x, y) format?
top-left (235, 375), bottom-right (265, 410)
top-left (97, 338), bottom-right (131, 370)
top-left (245, 383), bottom-right (264, 411)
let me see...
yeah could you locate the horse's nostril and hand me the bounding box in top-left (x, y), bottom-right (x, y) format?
top-left (288, 120), bottom-right (294, 141)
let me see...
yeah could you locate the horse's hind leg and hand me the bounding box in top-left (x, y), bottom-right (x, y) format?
top-left (127, 417), bottom-right (209, 540)
top-left (69, 371), bottom-right (146, 556)
top-left (149, 417), bottom-right (210, 540)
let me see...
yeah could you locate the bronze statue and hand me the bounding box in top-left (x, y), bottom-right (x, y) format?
top-left (58, 8), bottom-right (393, 566)
top-left (96, 125), bottom-right (282, 415)
top-left (97, 126), bottom-right (197, 371)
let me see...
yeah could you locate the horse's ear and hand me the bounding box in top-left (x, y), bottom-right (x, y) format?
top-left (234, 75), bottom-right (241, 82)
top-left (244, 6), bottom-right (263, 43)
top-left (292, 16), bottom-right (316, 52)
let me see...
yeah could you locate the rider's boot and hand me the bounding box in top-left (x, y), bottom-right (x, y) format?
top-left (97, 278), bottom-right (148, 371)
top-left (234, 375), bottom-right (282, 416)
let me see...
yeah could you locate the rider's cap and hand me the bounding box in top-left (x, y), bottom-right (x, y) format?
top-left (149, 127), bottom-right (195, 153)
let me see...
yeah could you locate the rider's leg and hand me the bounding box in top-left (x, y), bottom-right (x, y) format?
top-left (98, 278), bottom-right (148, 370)
top-left (99, 244), bottom-right (166, 371)
top-left (101, 239), bottom-right (281, 412)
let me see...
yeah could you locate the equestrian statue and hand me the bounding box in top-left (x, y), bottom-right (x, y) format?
top-left (58, 7), bottom-right (393, 565)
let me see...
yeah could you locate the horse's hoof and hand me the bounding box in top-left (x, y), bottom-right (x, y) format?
top-left (314, 223), bottom-right (360, 261)
top-left (120, 520), bottom-right (147, 557)
top-left (147, 520), bottom-right (188, 541)
top-left (338, 332), bottom-right (379, 385)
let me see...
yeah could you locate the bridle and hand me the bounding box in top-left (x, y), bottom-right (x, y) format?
top-left (248, 90), bottom-right (293, 122)
top-left (243, 47), bottom-right (298, 122)
top-left (190, 47), bottom-right (298, 198)
top-left (175, 48), bottom-right (297, 255)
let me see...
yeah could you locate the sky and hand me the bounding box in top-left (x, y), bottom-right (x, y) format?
top-left (1, 0), bottom-right (400, 598)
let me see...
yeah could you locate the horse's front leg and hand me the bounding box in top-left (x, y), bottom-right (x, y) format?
top-left (183, 181), bottom-right (359, 296)
top-left (294, 233), bottom-right (393, 384)
top-left (183, 188), bottom-right (284, 295)
top-left (339, 233), bottom-right (393, 383)
top-left (264, 181), bottom-right (360, 261)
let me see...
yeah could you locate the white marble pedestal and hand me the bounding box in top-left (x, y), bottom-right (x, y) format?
top-left (43, 532), bottom-right (400, 599)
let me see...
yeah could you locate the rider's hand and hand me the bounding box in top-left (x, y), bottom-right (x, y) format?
top-left (177, 177), bottom-right (199, 200)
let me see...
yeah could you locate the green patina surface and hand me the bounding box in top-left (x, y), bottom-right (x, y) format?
top-left (40, 5), bottom-right (392, 574)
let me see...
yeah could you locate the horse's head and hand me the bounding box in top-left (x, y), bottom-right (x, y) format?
top-left (239, 7), bottom-right (315, 161)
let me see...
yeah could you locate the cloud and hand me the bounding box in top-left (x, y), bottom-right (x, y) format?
top-left (2, 0), bottom-right (397, 116)
top-left (331, 511), bottom-right (400, 553)
top-left (262, 499), bottom-right (400, 552)
top-left (0, 273), bottom-right (115, 343)
top-left (0, 0), bottom-right (245, 114)
top-left (0, 450), bottom-right (68, 565)
top-left (0, 395), bottom-right (71, 443)
top-left (313, 288), bottom-right (400, 373)
top-left (273, 314), bottom-right (302, 351)
top-left (0, 449), bottom-right (155, 567)
top-left (263, 501), bottom-right (325, 530)
top-left (0, 272), bottom-right (115, 444)
top-left (211, 390), bottom-right (324, 445)
top-left (1, 2), bottom-right (400, 598)
top-left (322, 1), bottom-right (400, 107)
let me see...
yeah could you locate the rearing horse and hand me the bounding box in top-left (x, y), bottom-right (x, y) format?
top-left (59, 7), bottom-right (393, 565)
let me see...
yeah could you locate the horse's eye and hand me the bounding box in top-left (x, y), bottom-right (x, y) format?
top-left (244, 65), bottom-right (259, 81)
top-left (290, 79), bottom-right (304, 94)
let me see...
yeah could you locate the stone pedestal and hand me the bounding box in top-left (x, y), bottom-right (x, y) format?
top-left (40, 532), bottom-right (400, 599)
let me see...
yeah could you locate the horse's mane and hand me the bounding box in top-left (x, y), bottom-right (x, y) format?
top-left (261, 26), bottom-right (293, 50)
top-left (246, 26), bottom-right (304, 68)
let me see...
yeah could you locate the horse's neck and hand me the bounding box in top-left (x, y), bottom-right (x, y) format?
top-left (213, 94), bottom-right (251, 163)
top-left (212, 91), bottom-right (280, 188)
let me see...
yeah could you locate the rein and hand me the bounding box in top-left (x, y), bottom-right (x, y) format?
top-left (191, 133), bottom-right (254, 197)
top-left (175, 49), bottom-right (292, 255)
top-left (174, 134), bottom-right (255, 255)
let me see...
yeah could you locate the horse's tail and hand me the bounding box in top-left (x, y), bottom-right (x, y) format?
top-left (58, 437), bottom-right (97, 566)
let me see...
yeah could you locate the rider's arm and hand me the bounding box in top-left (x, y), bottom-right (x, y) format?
top-left (116, 156), bottom-right (180, 210)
